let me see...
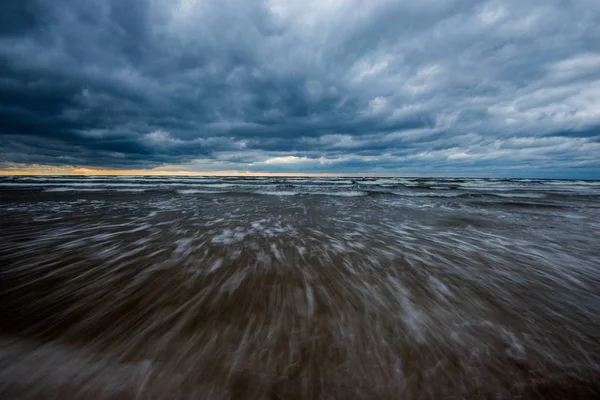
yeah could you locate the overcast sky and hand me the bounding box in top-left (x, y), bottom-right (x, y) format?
top-left (1, 0), bottom-right (599, 177)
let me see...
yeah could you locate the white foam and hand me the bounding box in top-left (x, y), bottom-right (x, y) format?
top-left (394, 191), bottom-right (460, 198)
top-left (194, 183), bottom-right (234, 188)
top-left (303, 179), bottom-right (354, 184)
top-left (255, 191), bottom-right (298, 196)
top-left (44, 187), bottom-right (104, 192)
top-left (209, 258), bottom-right (224, 273)
top-left (115, 188), bottom-right (148, 192)
top-left (357, 179), bottom-right (397, 186)
top-left (311, 191), bottom-right (366, 197)
top-left (44, 187), bottom-right (148, 193)
top-left (211, 229), bottom-right (247, 245)
top-left (271, 244), bottom-right (283, 261)
top-left (177, 189), bottom-right (219, 194)
top-left (493, 193), bottom-right (546, 199)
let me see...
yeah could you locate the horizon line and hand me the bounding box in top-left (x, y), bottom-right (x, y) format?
top-left (0, 163), bottom-right (598, 180)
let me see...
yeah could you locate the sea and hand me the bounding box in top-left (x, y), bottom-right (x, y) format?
top-left (1, 176), bottom-right (599, 399)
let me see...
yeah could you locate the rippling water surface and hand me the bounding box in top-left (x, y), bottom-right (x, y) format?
top-left (1, 176), bottom-right (599, 399)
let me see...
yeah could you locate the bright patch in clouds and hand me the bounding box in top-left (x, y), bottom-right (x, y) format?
top-left (261, 156), bottom-right (312, 165)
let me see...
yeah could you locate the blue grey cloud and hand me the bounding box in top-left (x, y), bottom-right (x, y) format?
top-left (1, 0), bottom-right (599, 177)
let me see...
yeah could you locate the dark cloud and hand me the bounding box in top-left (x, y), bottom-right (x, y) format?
top-left (1, 0), bottom-right (599, 177)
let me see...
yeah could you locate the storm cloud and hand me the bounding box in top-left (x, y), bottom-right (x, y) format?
top-left (1, 0), bottom-right (599, 177)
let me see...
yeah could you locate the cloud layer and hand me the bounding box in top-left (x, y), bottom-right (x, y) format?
top-left (1, 0), bottom-right (599, 177)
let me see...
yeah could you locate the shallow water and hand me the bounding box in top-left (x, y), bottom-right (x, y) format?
top-left (1, 177), bottom-right (599, 399)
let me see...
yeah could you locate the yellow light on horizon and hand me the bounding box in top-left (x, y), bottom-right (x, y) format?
top-left (0, 164), bottom-right (339, 177)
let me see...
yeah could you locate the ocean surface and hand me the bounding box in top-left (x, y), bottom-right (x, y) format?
top-left (1, 176), bottom-right (599, 399)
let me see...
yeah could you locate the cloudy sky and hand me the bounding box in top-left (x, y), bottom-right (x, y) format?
top-left (1, 0), bottom-right (599, 177)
